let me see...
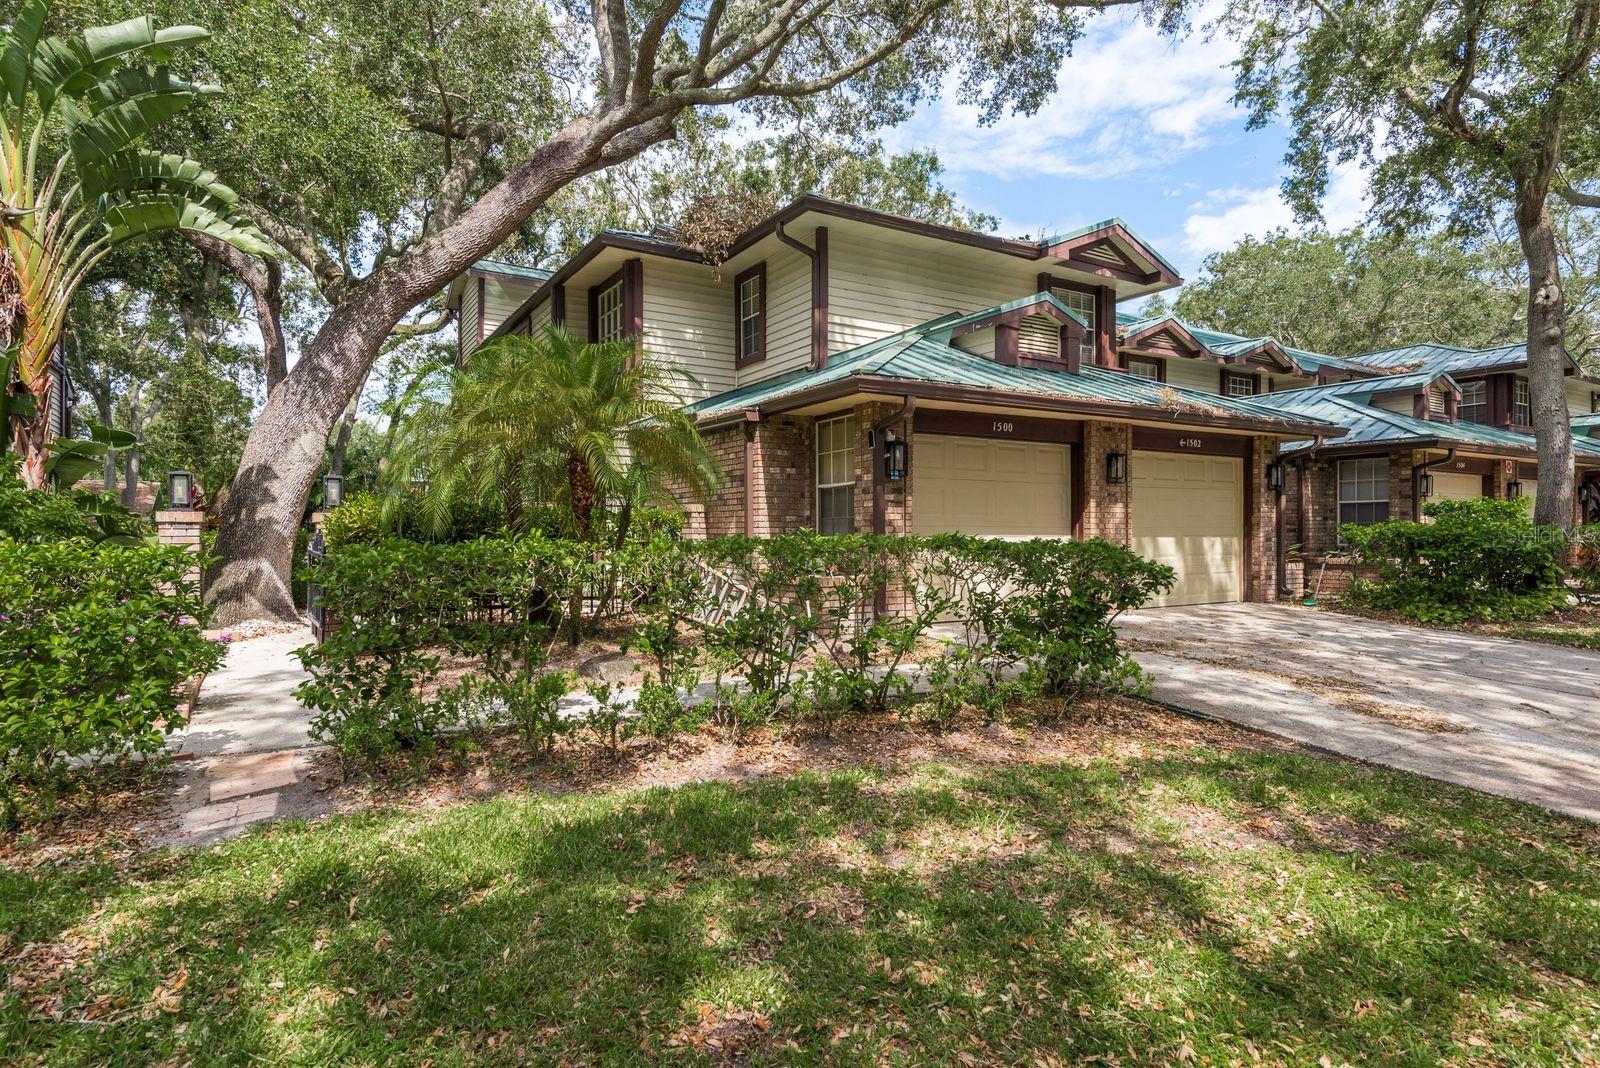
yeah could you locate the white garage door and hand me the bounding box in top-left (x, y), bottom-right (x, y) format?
top-left (912, 435), bottom-right (1070, 537)
top-left (1131, 451), bottom-right (1243, 608)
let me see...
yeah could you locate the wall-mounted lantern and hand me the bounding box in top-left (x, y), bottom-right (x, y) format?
top-left (322, 474), bottom-right (344, 509)
top-left (1106, 451), bottom-right (1128, 485)
top-left (1265, 461), bottom-right (1285, 492)
top-left (167, 469), bottom-right (194, 509)
top-left (1418, 472), bottom-right (1435, 499)
top-left (1507, 479), bottom-right (1524, 499)
top-left (883, 431), bottom-right (908, 482)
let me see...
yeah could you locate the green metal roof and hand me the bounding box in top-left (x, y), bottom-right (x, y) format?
top-left (1348, 341), bottom-right (1526, 374)
top-left (685, 298), bottom-right (1343, 434)
top-left (1575, 411), bottom-right (1600, 433)
top-left (1264, 368), bottom-right (1461, 401)
top-left (1038, 218), bottom-right (1184, 278)
top-left (1253, 389), bottom-right (1600, 458)
top-left (929, 292), bottom-right (1090, 334)
top-left (1114, 311), bottom-right (1377, 377)
top-left (472, 258), bottom-right (553, 283)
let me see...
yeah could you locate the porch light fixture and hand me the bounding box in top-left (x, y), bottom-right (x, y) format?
top-left (166, 469), bottom-right (194, 509)
top-left (1265, 461), bottom-right (1285, 492)
top-left (883, 433), bottom-right (908, 482)
top-left (1507, 479), bottom-right (1524, 499)
top-left (1418, 472), bottom-right (1435, 499)
top-left (322, 474), bottom-right (344, 509)
top-left (1105, 451), bottom-right (1128, 485)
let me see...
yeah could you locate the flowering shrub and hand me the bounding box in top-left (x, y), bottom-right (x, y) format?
top-left (0, 537), bottom-right (221, 827)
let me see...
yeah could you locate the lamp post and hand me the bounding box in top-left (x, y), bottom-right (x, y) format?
top-left (166, 469), bottom-right (194, 509)
top-left (322, 473), bottom-right (344, 509)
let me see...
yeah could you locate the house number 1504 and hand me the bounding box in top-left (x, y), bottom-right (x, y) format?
top-left (992, 421), bottom-right (1014, 433)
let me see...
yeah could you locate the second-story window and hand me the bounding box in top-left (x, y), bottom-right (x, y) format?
top-left (1054, 287), bottom-right (1097, 361)
top-left (1458, 379), bottom-right (1487, 424)
top-left (1221, 370), bottom-right (1258, 397)
top-left (1514, 377), bottom-right (1531, 426)
top-left (1125, 355), bottom-right (1163, 381)
top-left (594, 277), bottom-right (626, 342)
top-left (735, 263), bottom-right (766, 366)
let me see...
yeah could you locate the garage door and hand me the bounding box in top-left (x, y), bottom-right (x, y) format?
top-left (1131, 451), bottom-right (1243, 608)
top-left (1431, 471), bottom-right (1484, 503)
top-left (912, 435), bottom-right (1070, 537)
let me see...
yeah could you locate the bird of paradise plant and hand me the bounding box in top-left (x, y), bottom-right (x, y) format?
top-left (0, 0), bottom-right (269, 488)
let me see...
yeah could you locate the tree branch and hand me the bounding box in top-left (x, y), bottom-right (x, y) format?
top-left (240, 201), bottom-right (348, 301)
top-left (181, 231), bottom-right (289, 394)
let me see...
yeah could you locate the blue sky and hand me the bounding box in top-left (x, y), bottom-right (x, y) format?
top-left (881, 4), bottom-right (1370, 282)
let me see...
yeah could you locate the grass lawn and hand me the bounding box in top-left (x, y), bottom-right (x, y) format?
top-left (3, 705), bottom-right (1599, 1065)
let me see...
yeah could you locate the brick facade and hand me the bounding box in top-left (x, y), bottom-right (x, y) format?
top-left (1248, 436), bottom-right (1281, 602)
top-left (154, 509), bottom-right (205, 590)
top-left (1079, 420), bottom-right (1131, 544)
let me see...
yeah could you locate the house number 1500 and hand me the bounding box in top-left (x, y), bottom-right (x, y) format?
top-left (992, 421), bottom-right (1015, 433)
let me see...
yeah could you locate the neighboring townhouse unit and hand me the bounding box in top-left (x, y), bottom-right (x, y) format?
top-left (444, 194), bottom-right (1600, 609)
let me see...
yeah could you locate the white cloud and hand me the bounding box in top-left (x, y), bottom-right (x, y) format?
top-left (886, 2), bottom-right (1246, 183)
top-left (1179, 160), bottom-right (1372, 260)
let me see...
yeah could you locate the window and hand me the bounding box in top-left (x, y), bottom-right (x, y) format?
top-left (1591, 390), bottom-right (1598, 414)
top-left (1514, 377), bottom-right (1531, 427)
top-left (1222, 371), bottom-right (1258, 397)
top-left (1458, 379), bottom-right (1488, 424)
top-left (594, 277), bottom-right (625, 342)
top-left (816, 415), bottom-right (855, 534)
top-left (735, 264), bottom-right (765, 366)
top-left (1053, 287), bottom-right (1096, 360)
top-left (1125, 355), bottom-right (1163, 381)
top-left (1337, 458), bottom-right (1390, 527)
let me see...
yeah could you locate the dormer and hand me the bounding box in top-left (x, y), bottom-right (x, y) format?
top-left (1115, 315), bottom-right (1309, 396)
top-left (446, 259), bottom-right (552, 364)
top-left (940, 293), bottom-right (1092, 372)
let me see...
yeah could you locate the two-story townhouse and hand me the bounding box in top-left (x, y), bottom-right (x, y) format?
top-left (453, 195), bottom-right (1354, 608)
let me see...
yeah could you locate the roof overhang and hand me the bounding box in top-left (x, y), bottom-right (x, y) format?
top-left (488, 232), bottom-right (703, 341)
top-left (696, 374), bottom-right (1344, 440)
top-left (1042, 223), bottom-right (1182, 289)
top-left (1118, 318), bottom-right (1301, 374)
top-left (1281, 436), bottom-right (1600, 467)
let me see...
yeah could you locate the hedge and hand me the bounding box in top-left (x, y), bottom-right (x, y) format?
top-left (296, 531), bottom-right (1174, 763)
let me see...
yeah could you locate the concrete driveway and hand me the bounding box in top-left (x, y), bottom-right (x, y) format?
top-left (1118, 603), bottom-right (1600, 822)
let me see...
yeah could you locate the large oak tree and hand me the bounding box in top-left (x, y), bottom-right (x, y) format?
top-left (72, 0), bottom-right (1182, 624)
top-left (1225, 0), bottom-right (1600, 526)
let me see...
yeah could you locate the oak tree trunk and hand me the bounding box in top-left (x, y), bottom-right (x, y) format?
top-left (205, 120), bottom-right (663, 625)
top-left (1514, 185), bottom-right (1577, 528)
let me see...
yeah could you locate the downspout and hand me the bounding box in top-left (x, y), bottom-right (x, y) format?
top-left (776, 223), bottom-right (828, 370)
top-left (871, 396), bottom-right (916, 617)
top-left (741, 411), bottom-right (761, 537)
top-left (1282, 436), bottom-right (1323, 596)
top-left (1412, 449), bottom-right (1457, 521)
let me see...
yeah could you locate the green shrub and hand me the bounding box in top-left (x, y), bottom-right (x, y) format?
top-left (1573, 526), bottom-right (1600, 593)
top-left (1341, 496), bottom-right (1567, 623)
top-left (320, 492), bottom-right (386, 549)
top-left (0, 537), bottom-right (222, 826)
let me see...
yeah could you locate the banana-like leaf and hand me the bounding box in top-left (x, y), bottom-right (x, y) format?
top-left (67, 67), bottom-right (208, 170)
top-left (0, 0), bottom-right (48, 108)
top-left (44, 437), bottom-right (110, 486)
top-left (82, 16), bottom-right (162, 65)
top-left (101, 194), bottom-right (272, 257)
top-left (31, 36), bottom-right (100, 113)
top-left (81, 149), bottom-right (241, 211)
top-left (148, 25), bottom-right (210, 62)
top-left (88, 422), bottom-right (136, 448)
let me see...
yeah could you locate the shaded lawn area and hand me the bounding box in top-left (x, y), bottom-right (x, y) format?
top-left (1325, 600), bottom-right (1600, 653)
top-left (4, 711), bottom-right (1600, 1065)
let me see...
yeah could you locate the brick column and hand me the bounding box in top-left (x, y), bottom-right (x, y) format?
top-left (1390, 451), bottom-right (1418, 521)
top-left (1248, 436), bottom-right (1280, 602)
top-left (155, 509), bottom-right (205, 590)
top-left (1490, 460), bottom-right (1511, 500)
top-left (1080, 421), bottom-right (1132, 544)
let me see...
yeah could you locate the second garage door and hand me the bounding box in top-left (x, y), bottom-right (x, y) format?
top-left (912, 435), bottom-right (1070, 537)
top-left (1131, 451), bottom-right (1243, 608)
top-left (1431, 471), bottom-right (1485, 503)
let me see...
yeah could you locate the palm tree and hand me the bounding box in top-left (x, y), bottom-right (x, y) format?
top-left (389, 326), bottom-right (721, 542)
top-left (1, 0), bottom-right (269, 488)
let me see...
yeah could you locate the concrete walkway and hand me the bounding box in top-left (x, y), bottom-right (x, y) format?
top-left (1119, 603), bottom-right (1600, 822)
top-left (164, 627), bottom-right (325, 845)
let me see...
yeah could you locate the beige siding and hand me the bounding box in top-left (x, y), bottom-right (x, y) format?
top-left (826, 239), bottom-right (1043, 355)
top-left (1568, 376), bottom-right (1598, 418)
top-left (1373, 394), bottom-right (1414, 416)
top-left (483, 277), bottom-right (538, 337)
top-left (459, 279), bottom-right (481, 360)
top-left (954, 328), bottom-right (996, 359)
top-left (563, 286), bottom-right (589, 343)
top-left (1162, 359), bottom-right (1223, 394)
top-left (738, 250), bottom-right (813, 385)
top-left (527, 299), bottom-right (552, 334)
top-left (642, 260), bottom-right (736, 402)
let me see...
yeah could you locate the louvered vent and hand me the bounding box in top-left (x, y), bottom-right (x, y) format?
top-left (1077, 242), bottom-right (1131, 269)
top-left (1429, 386), bottom-right (1448, 415)
top-left (1018, 314), bottom-right (1061, 358)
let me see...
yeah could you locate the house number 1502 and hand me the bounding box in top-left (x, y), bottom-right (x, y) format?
top-left (992, 421), bottom-right (1014, 433)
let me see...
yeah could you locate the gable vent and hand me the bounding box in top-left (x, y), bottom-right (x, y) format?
top-left (1429, 385), bottom-right (1448, 415)
top-left (1018, 313), bottom-right (1061, 358)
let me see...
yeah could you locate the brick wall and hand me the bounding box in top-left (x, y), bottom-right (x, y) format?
top-left (683, 415), bottom-right (817, 538)
top-left (1080, 421), bottom-right (1131, 544)
top-left (1248, 436), bottom-right (1281, 602)
top-left (154, 509), bottom-right (205, 590)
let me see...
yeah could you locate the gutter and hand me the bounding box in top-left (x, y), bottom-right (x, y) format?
top-left (775, 222), bottom-right (829, 371)
top-left (1412, 448), bottom-right (1457, 521)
